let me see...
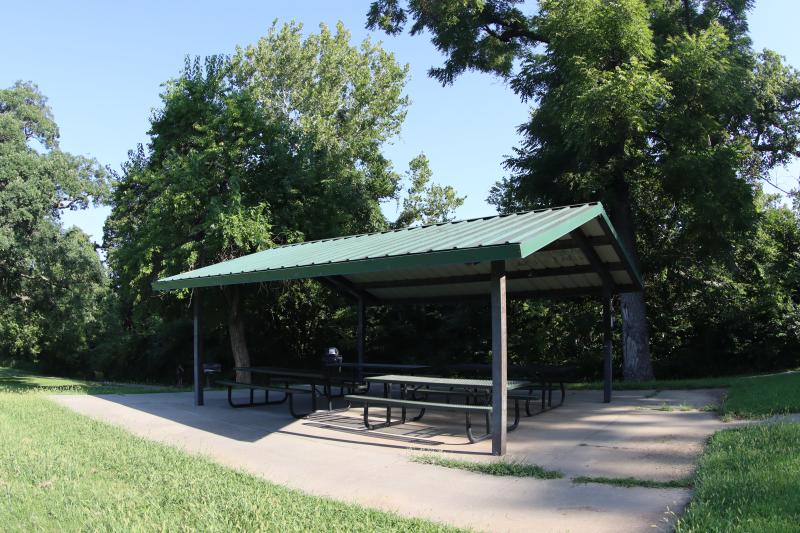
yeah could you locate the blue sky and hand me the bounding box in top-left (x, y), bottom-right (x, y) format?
top-left (3, 1), bottom-right (798, 243)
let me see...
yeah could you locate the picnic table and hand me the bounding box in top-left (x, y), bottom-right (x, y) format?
top-left (345, 375), bottom-right (534, 443)
top-left (217, 366), bottom-right (363, 417)
top-left (447, 363), bottom-right (574, 412)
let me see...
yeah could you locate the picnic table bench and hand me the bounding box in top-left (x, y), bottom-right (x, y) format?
top-left (215, 379), bottom-right (314, 418)
top-left (345, 375), bottom-right (532, 443)
top-left (218, 366), bottom-right (365, 416)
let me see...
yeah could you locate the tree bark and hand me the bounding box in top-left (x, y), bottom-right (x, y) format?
top-left (611, 179), bottom-right (655, 381)
top-left (222, 285), bottom-right (252, 383)
top-left (619, 291), bottom-right (653, 380)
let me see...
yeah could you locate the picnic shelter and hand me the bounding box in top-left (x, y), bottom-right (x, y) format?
top-left (153, 202), bottom-right (642, 455)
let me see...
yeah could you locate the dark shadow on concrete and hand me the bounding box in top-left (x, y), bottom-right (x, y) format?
top-left (88, 389), bottom-right (515, 452)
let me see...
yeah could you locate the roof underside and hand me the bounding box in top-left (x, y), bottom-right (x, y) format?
top-left (153, 202), bottom-right (642, 303)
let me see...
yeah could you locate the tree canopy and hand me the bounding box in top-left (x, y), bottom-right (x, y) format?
top-left (2, 13), bottom-right (798, 385)
top-left (0, 82), bottom-right (110, 371)
top-left (104, 22), bottom-right (462, 377)
top-left (367, 0), bottom-right (800, 380)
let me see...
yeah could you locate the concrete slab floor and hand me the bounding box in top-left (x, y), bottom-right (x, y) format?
top-left (53, 388), bottom-right (730, 533)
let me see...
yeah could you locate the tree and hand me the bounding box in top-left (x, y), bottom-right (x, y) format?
top-left (367, 0), bottom-right (800, 380)
top-left (0, 82), bottom-right (110, 372)
top-left (394, 153), bottom-right (464, 227)
top-left (107, 23), bottom-right (462, 378)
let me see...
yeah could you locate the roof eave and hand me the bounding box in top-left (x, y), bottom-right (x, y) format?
top-left (595, 211), bottom-right (644, 290)
top-left (517, 203), bottom-right (605, 258)
top-left (152, 243), bottom-right (524, 291)
top-left (515, 203), bottom-right (643, 292)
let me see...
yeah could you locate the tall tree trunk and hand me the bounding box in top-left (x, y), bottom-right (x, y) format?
top-left (611, 179), bottom-right (655, 381)
top-left (223, 285), bottom-right (252, 383)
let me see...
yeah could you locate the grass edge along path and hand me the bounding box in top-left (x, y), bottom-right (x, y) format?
top-left (673, 423), bottom-right (800, 533)
top-left (413, 455), bottom-right (692, 489)
top-left (572, 371), bottom-right (800, 420)
top-left (0, 393), bottom-right (464, 532)
top-left (569, 370), bottom-right (799, 392)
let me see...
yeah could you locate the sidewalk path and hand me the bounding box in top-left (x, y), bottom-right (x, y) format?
top-left (54, 388), bottom-right (728, 533)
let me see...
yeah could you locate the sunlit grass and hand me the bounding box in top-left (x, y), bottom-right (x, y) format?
top-left (674, 423), bottom-right (800, 533)
top-left (0, 391), bottom-right (462, 532)
top-left (3, 365), bottom-right (799, 531)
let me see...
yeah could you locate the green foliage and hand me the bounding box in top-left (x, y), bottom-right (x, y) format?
top-left (644, 194), bottom-right (800, 377)
top-left (367, 0), bottom-right (540, 85)
top-left (102, 22), bottom-right (463, 380)
top-left (674, 423), bottom-right (800, 533)
top-left (412, 454), bottom-right (563, 479)
top-left (0, 392), bottom-right (462, 532)
top-left (0, 82), bottom-right (110, 373)
top-left (104, 22), bottom-right (411, 376)
top-left (394, 153), bottom-right (465, 227)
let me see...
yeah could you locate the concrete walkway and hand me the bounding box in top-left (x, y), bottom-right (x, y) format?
top-left (54, 388), bottom-right (728, 533)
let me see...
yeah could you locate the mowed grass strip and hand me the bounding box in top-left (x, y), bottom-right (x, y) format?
top-left (674, 423), bottom-right (800, 533)
top-left (568, 370), bottom-right (800, 393)
top-left (0, 393), bottom-right (462, 532)
top-left (568, 375), bottom-right (741, 390)
top-left (722, 372), bottom-right (800, 419)
top-left (0, 366), bottom-right (180, 395)
top-left (412, 454), bottom-right (563, 479)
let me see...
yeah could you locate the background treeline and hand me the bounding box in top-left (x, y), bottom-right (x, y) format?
top-left (2, 4), bottom-right (799, 383)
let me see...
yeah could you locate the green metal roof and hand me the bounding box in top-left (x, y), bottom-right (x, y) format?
top-left (153, 202), bottom-right (642, 301)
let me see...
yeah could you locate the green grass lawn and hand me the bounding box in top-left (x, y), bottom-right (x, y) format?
top-left (572, 370), bottom-right (800, 418)
top-left (570, 374), bottom-right (752, 390)
top-left (3, 364), bottom-right (799, 531)
top-left (0, 389), bottom-right (460, 532)
top-left (674, 423), bottom-right (800, 533)
top-left (722, 372), bottom-right (800, 419)
top-left (670, 371), bottom-right (800, 532)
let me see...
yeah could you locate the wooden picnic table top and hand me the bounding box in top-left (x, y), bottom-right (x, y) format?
top-left (365, 374), bottom-right (533, 391)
